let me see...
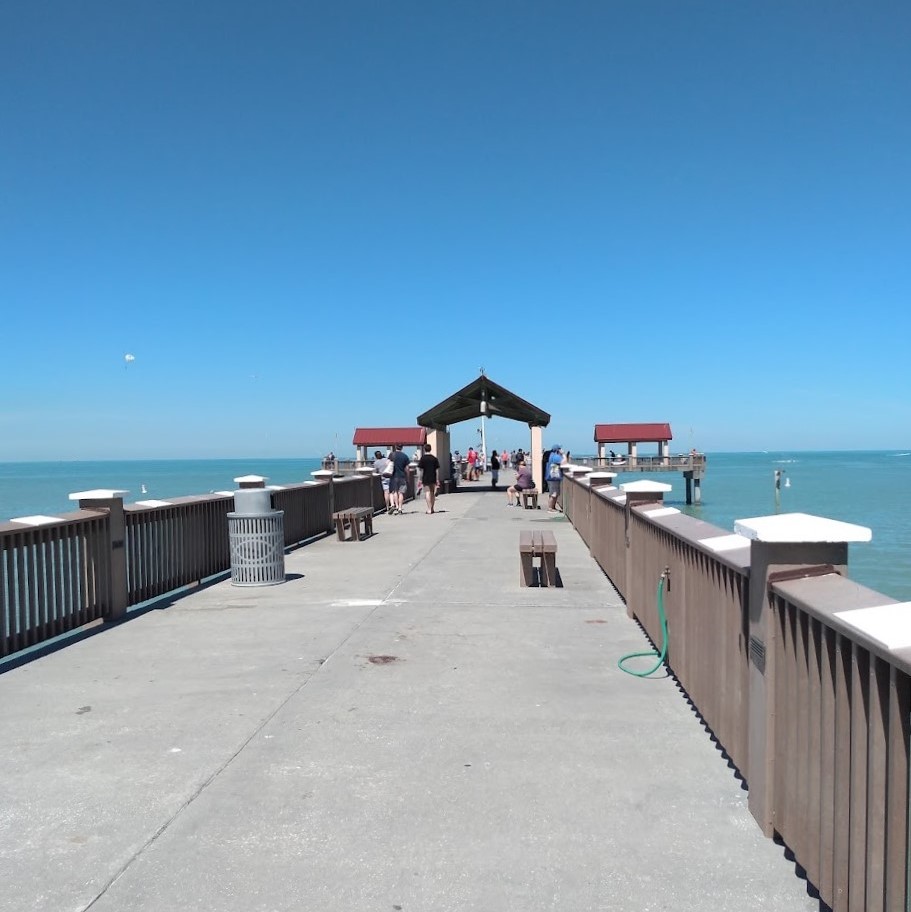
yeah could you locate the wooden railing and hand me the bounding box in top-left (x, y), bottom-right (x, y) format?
top-left (767, 578), bottom-right (909, 910)
top-left (0, 512), bottom-right (111, 655)
top-left (563, 473), bottom-right (908, 911)
top-left (1, 473), bottom-right (387, 660)
top-left (125, 496), bottom-right (235, 605)
top-left (573, 454), bottom-right (706, 472)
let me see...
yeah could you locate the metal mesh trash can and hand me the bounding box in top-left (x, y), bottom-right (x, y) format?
top-left (228, 487), bottom-right (285, 586)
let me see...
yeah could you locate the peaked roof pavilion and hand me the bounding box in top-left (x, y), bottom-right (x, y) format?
top-left (594, 423), bottom-right (673, 443)
top-left (417, 374), bottom-right (550, 429)
top-left (353, 427), bottom-right (427, 447)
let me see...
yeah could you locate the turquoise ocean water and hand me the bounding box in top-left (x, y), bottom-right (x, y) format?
top-left (1, 452), bottom-right (908, 600)
top-left (0, 458), bottom-right (322, 520)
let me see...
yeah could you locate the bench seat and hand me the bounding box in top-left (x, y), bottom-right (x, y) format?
top-left (332, 506), bottom-right (374, 542)
top-left (520, 489), bottom-right (539, 509)
top-left (519, 530), bottom-right (558, 587)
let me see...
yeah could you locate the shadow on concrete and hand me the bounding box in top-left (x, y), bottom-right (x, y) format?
top-left (774, 836), bottom-right (832, 911)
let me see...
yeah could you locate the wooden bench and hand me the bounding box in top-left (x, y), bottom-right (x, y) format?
top-left (520, 488), bottom-right (539, 509)
top-left (332, 506), bottom-right (374, 542)
top-left (519, 530), bottom-right (558, 587)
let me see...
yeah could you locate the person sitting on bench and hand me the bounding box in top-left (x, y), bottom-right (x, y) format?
top-left (507, 459), bottom-right (535, 507)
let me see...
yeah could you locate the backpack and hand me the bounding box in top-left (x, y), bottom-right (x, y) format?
top-left (548, 457), bottom-right (562, 480)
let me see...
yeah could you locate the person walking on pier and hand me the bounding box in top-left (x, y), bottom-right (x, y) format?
top-left (388, 444), bottom-right (410, 514)
top-left (373, 450), bottom-right (392, 513)
top-left (546, 445), bottom-right (565, 513)
top-left (490, 450), bottom-right (500, 489)
top-left (417, 444), bottom-right (441, 514)
top-left (466, 446), bottom-right (477, 481)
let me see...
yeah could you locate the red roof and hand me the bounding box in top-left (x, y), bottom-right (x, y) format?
top-left (353, 427), bottom-right (427, 446)
top-left (594, 423), bottom-right (673, 443)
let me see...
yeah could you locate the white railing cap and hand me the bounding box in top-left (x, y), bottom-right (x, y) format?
top-left (310, 470), bottom-right (334, 477)
top-left (734, 512), bottom-right (872, 543)
top-left (620, 480), bottom-right (672, 493)
top-left (234, 474), bottom-right (267, 484)
top-left (10, 515), bottom-right (63, 526)
top-left (135, 499), bottom-right (173, 507)
top-left (700, 533), bottom-right (752, 553)
top-left (68, 489), bottom-right (129, 501)
top-left (835, 603), bottom-right (911, 650)
top-left (593, 485), bottom-right (618, 496)
top-left (589, 472), bottom-right (618, 479)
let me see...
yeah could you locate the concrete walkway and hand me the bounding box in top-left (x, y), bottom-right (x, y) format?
top-left (1, 479), bottom-right (819, 912)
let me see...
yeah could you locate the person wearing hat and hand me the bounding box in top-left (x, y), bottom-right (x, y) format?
top-left (546, 445), bottom-right (565, 513)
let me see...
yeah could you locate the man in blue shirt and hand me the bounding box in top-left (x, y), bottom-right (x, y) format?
top-left (546, 445), bottom-right (565, 513)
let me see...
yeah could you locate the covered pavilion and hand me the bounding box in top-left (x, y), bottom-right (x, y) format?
top-left (594, 422), bottom-right (673, 462)
top-left (417, 373), bottom-right (551, 490)
top-left (352, 427), bottom-right (427, 464)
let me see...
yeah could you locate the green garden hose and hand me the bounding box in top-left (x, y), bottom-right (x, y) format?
top-left (618, 573), bottom-right (668, 677)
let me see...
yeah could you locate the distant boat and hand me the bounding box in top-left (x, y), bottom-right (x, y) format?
top-left (141, 484), bottom-right (148, 495)
top-left (784, 478), bottom-right (791, 488)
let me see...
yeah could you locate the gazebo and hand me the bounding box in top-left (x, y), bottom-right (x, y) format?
top-left (352, 427), bottom-right (427, 464)
top-left (417, 374), bottom-right (551, 490)
top-left (593, 423), bottom-right (673, 462)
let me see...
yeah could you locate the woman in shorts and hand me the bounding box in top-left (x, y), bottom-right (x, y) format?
top-left (507, 460), bottom-right (534, 506)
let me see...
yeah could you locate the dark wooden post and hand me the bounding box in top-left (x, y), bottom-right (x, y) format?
top-left (70, 489), bottom-right (129, 621)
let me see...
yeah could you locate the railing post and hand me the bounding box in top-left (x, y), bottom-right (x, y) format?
top-left (311, 469), bottom-right (335, 530)
top-left (68, 488), bottom-right (129, 621)
top-left (734, 512), bottom-right (871, 836)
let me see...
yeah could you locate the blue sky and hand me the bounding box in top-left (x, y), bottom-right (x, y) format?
top-left (2, 1), bottom-right (909, 460)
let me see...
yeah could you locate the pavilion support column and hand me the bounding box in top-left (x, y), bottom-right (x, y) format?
top-left (529, 425), bottom-right (543, 492)
top-left (427, 428), bottom-right (450, 491)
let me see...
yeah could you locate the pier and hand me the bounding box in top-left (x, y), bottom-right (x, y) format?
top-left (1, 468), bottom-right (906, 912)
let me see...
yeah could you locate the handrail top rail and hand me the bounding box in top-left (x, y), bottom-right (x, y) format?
top-left (771, 573), bottom-right (911, 674)
top-left (0, 509), bottom-right (109, 534)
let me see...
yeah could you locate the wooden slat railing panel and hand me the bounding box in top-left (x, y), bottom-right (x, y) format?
top-left (768, 578), bottom-right (911, 912)
top-left (865, 656), bottom-right (889, 910)
top-left (804, 617), bottom-right (823, 889)
top-left (833, 632), bottom-right (852, 910)
top-left (817, 624), bottom-right (836, 902)
top-left (124, 498), bottom-right (234, 605)
top-left (885, 666), bottom-right (910, 910)
top-left (848, 644), bottom-right (870, 911)
top-left (1, 515), bottom-right (109, 659)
